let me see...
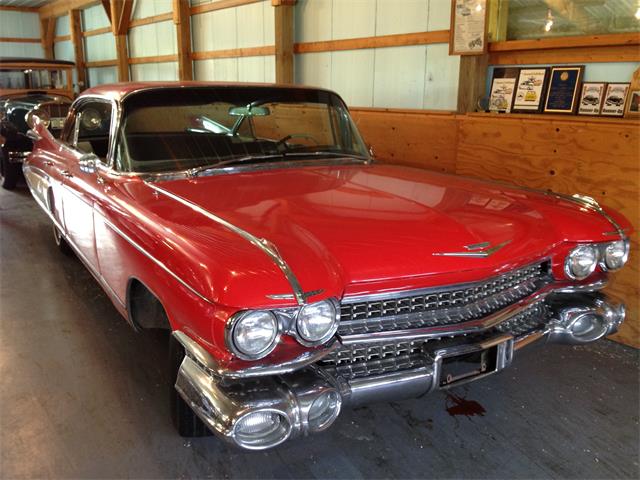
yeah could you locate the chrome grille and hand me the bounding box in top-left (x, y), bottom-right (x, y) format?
top-left (338, 262), bottom-right (550, 336)
top-left (319, 340), bottom-right (426, 379)
top-left (322, 301), bottom-right (550, 380)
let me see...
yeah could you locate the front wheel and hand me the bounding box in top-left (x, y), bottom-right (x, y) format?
top-left (170, 335), bottom-right (211, 437)
top-left (0, 147), bottom-right (19, 190)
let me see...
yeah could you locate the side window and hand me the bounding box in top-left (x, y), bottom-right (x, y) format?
top-left (74, 101), bottom-right (113, 161)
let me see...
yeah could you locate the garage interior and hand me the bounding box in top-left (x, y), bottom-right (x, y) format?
top-left (0, 0), bottom-right (639, 478)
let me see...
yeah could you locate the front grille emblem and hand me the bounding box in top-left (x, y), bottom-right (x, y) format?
top-left (433, 240), bottom-right (512, 258)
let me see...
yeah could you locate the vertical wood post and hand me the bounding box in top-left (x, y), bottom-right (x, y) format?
top-left (69, 9), bottom-right (86, 90)
top-left (456, 54), bottom-right (489, 113)
top-left (40, 17), bottom-right (55, 60)
top-left (173, 0), bottom-right (193, 80)
top-left (108, 0), bottom-right (133, 82)
top-left (272, 0), bottom-right (295, 84)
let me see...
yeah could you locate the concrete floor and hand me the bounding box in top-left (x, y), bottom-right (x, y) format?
top-left (1, 183), bottom-right (639, 479)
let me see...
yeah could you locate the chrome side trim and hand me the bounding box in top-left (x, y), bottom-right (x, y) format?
top-left (553, 278), bottom-right (607, 293)
top-left (567, 194), bottom-right (626, 238)
top-left (173, 330), bottom-right (339, 380)
top-left (147, 183), bottom-right (307, 305)
top-left (101, 217), bottom-right (214, 305)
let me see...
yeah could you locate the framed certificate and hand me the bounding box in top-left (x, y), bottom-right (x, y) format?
top-left (449, 0), bottom-right (488, 55)
top-left (489, 77), bottom-right (517, 113)
top-left (601, 83), bottom-right (630, 117)
top-left (512, 68), bottom-right (549, 113)
top-left (544, 66), bottom-right (584, 114)
top-left (625, 67), bottom-right (640, 118)
top-left (578, 82), bottom-right (605, 116)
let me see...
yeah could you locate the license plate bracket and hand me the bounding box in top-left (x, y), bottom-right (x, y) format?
top-left (433, 334), bottom-right (514, 389)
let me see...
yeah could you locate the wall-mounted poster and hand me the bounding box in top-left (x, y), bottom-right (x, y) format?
top-left (578, 83), bottom-right (605, 116)
top-left (512, 68), bottom-right (549, 113)
top-left (601, 83), bottom-right (630, 117)
top-left (544, 66), bottom-right (584, 114)
top-left (450, 0), bottom-right (488, 55)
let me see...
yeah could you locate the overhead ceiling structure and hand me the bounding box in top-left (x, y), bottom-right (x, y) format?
top-left (0, 0), bottom-right (49, 7)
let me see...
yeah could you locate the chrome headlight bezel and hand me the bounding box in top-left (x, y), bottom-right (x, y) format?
top-left (564, 244), bottom-right (598, 280)
top-left (600, 238), bottom-right (630, 271)
top-left (295, 299), bottom-right (340, 347)
top-left (226, 310), bottom-right (281, 361)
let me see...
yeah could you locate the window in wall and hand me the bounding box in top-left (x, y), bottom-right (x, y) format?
top-left (494, 0), bottom-right (640, 40)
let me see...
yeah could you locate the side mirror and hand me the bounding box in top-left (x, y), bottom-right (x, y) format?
top-left (78, 153), bottom-right (99, 174)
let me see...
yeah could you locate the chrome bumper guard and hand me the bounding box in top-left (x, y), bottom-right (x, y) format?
top-left (174, 290), bottom-right (625, 450)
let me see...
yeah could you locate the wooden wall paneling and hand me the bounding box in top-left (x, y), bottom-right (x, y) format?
top-left (454, 115), bottom-right (639, 347)
top-left (273, 0), bottom-right (295, 83)
top-left (173, 0), bottom-right (193, 80)
top-left (69, 9), bottom-right (87, 88)
top-left (350, 108), bottom-right (458, 172)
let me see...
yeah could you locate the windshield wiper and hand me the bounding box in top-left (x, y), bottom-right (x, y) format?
top-left (190, 154), bottom-right (286, 176)
top-left (189, 151), bottom-right (370, 177)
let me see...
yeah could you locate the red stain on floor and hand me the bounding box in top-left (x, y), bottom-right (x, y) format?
top-left (445, 394), bottom-right (486, 417)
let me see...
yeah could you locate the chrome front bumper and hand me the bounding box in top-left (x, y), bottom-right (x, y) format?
top-left (174, 291), bottom-right (625, 450)
top-left (6, 151), bottom-right (29, 164)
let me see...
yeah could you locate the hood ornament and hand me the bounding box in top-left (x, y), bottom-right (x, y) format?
top-left (433, 240), bottom-right (512, 258)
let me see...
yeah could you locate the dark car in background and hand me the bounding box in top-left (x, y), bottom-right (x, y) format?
top-left (0, 57), bottom-right (74, 189)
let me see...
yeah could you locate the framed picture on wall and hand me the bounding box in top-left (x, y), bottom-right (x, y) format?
top-left (601, 83), bottom-right (630, 117)
top-left (449, 0), bottom-right (488, 55)
top-left (625, 67), bottom-right (640, 118)
top-left (512, 68), bottom-right (549, 113)
top-left (578, 82), bottom-right (606, 116)
top-left (544, 66), bottom-right (584, 114)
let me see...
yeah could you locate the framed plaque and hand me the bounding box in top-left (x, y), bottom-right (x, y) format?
top-left (450, 0), bottom-right (488, 55)
top-left (512, 68), bottom-right (549, 113)
top-left (578, 83), bottom-right (605, 116)
top-left (544, 66), bottom-right (584, 114)
top-left (601, 83), bottom-right (630, 117)
top-left (625, 67), bottom-right (640, 118)
top-left (489, 74), bottom-right (517, 113)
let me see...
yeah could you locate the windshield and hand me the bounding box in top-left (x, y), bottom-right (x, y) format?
top-left (116, 86), bottom-right (369, 173)
top-left (0, 68), bottom-right (66, 90)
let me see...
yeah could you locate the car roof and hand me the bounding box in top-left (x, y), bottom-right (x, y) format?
top-left (80, 81), bottom-right (336, 102)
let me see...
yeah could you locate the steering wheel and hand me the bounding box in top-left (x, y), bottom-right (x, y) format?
top-left (275, 133), bottom-right (320, 151)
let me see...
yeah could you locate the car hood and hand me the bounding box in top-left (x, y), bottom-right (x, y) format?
top-left (146, 163), bottom-right (619, 299)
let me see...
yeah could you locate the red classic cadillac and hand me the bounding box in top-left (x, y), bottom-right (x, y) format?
top-left (24, 82), bottom-right (632, 450)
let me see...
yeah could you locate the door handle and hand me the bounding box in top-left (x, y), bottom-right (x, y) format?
top-left (60, 170), bottom-right (73, 178)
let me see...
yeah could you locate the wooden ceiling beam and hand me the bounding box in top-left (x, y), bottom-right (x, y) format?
top-left (39, 0), bottom-right (100, 19)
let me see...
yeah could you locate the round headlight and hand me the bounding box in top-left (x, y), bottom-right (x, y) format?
top-left (296, 299), bottom-right (338, 344)
top-left (565, 245), bottom-right (598, 280)
top-left (602, 240), bottom-right (629, 271)
top-left (229, 310), bottom-right (279, 360)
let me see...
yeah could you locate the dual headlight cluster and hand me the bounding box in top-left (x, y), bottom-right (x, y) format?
top-left (565, 239), bottom-right (630, 280)
top-left (226, 299), bottom-right (339, 360)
